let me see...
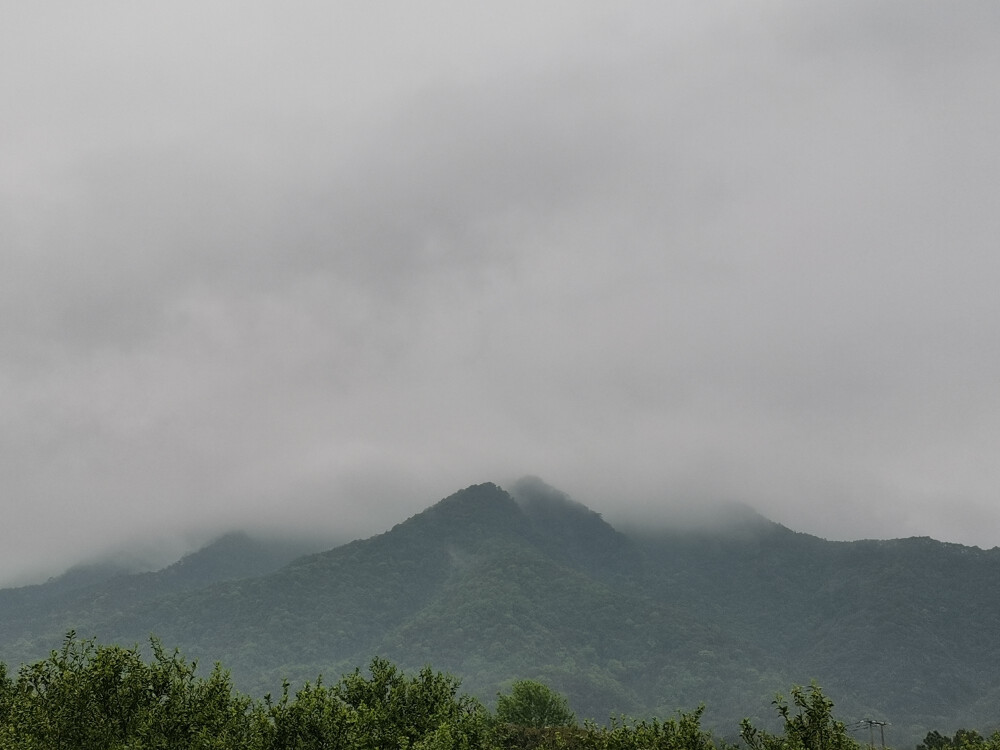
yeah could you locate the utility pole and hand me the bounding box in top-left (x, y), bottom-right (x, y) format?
top-left (859, 719), bottom-right (888, 749)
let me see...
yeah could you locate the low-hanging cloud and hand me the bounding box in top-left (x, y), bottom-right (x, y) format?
top-left (2, 0), bottom-right (1000, 584)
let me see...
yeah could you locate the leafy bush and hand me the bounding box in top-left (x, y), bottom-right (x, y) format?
top-left (740, 683), bottom-right (860, 750)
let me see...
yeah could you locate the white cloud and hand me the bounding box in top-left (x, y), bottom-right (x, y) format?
top-left (3, 1), bottom-right (1000, 584)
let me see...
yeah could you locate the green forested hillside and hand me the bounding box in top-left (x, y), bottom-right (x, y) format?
top-left (0, 532), bottom-right (333, 671)
top-left (1, 479), bottom-right (999, 748)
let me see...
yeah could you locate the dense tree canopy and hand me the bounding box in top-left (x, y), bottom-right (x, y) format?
top-left (2, 633), bottom-right (998, 749)
top-left (496, 679), bottom-right (577, 728)
top-left (918, 729), bottom-right (1000, 750)
top-left (0, 633), bottom-right (725, 749)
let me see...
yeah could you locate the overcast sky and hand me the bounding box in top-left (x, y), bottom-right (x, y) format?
top-left (3, 1), bottom-right (1000, 585)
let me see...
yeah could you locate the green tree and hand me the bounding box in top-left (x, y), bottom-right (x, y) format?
top-left (954, 729), bottom-right (988, 750)
top-left (255, 677), bottom-right (354, 750)
top-left (741, 683), bottom-right (860, 750)
top-left (334, 657), bottom-right (490, 750)
top-left (0, 632), bottom-right (256, 749)
top-left (495, 679), bottom-right (576, 729)
top-left (0, 661), bottom-right (13, 744)
top-left (600, 707), bottom-right (720, 750)
top-left (917, 729), bottom-right (1000, 750)
top-left (920, 730), bottom-right (956, 750)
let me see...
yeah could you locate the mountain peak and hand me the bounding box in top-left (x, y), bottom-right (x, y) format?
top-left (158, 531), bottom-right (333, 587)
top-left (393, 483), bottom-right (529, 541)
top-left (508, 475), bottom-right (585, 511)
top-left (506, 476), bottom-right (637, 575)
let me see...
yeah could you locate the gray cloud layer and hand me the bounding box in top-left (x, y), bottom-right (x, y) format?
top-left (3, 1), bottom-right (1000, 584)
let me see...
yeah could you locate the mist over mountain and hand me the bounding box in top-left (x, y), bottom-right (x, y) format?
top-left (2, 479), bottom-right (998, 748)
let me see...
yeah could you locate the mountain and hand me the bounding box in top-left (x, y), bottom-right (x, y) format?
top-left (0, 531), bottom-right (336, 670)
top-left (1, 480), bottom-right (998, 748)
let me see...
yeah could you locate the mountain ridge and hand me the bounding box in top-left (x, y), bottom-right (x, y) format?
top-left (1, 480), bottom-right (998, 747)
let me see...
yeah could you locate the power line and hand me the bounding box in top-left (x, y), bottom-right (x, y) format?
top-left (853, 718), bottom-right (890, 749)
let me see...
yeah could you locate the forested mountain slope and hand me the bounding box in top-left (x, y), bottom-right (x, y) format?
top-left (1, 480), bottom-right (998, 748)
top-left (0, 532), bottom-right (333, 668)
